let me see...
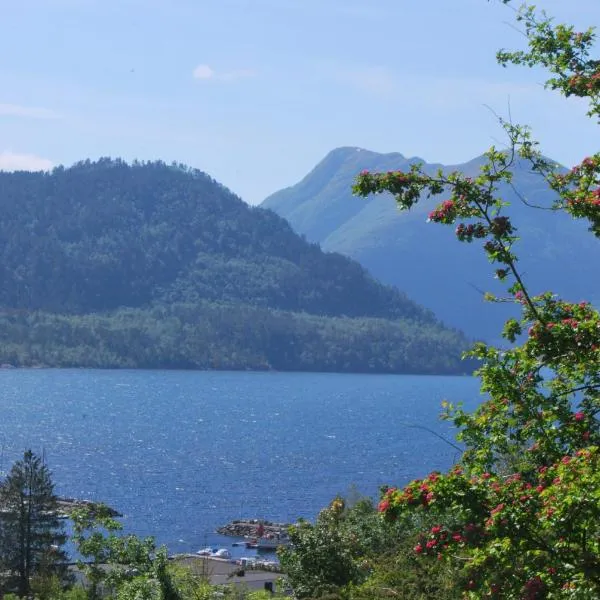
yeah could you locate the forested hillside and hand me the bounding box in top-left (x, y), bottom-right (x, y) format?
top-left (263, 147), bottom-right (600, 341)
top-left (0, 159), bottom-right (471, 373)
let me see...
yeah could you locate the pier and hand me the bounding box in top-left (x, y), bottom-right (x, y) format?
top-left (216, 519), bottom-right (289, 538)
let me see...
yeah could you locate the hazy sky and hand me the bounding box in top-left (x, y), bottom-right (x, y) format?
top-left (0, 0), bottom-right (598, 204)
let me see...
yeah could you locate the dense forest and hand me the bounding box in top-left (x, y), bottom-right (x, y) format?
top-left (0, 159), bottom-right (471, 374)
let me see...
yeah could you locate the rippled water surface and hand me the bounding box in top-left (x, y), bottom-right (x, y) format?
top-left (0, 369), bottom-right (480, 555)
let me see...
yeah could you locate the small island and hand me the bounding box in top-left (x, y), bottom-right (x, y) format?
top-left (56, 497), bottom-right (122, 519)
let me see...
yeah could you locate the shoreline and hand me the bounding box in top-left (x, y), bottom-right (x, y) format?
top-left (0, 364), bottom-right (475, 378)
top-left (56, 497), bottom-right (122, 518)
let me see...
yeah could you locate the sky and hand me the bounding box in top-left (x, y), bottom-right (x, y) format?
top-left (0, 0), bottom-right (598, 205)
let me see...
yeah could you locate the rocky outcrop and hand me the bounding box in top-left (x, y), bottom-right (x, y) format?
top-left (216, 519), bottom-right (289, 538)
top-left (56, 498), bottom-right (122, 518)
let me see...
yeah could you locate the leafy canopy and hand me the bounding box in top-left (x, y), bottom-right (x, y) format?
top-left (353, 2), bottom-right (600, 598)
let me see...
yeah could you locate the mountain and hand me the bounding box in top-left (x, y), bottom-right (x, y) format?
top-left (0, 158), bottom-right (470, 374)
top-left (262, 147), bottom-right (600, 341)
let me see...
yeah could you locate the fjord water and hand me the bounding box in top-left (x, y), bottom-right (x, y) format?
top-left (0, 370), bottom-right (480, 555)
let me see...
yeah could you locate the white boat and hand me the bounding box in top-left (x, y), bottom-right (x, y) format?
top-left (196, 547), bottom-right (232, 559)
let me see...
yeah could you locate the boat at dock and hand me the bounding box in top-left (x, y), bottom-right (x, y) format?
top-left (196, 548), bottom-right (232, 560)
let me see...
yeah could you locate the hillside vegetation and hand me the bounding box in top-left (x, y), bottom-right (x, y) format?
top-left (0, 159), bottom-right (470, 374)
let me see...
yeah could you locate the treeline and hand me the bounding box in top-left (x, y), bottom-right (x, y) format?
top-left (0, 302), bottom-right (471, 374)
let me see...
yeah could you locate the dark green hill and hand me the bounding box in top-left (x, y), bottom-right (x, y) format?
top-left (0, 158), bottom-right (470, 374)
top-left (263, 147), bottom-right (600, 342)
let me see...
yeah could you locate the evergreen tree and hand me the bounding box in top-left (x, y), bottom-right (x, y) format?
top-left (0, 450), bottom-right (68, 597)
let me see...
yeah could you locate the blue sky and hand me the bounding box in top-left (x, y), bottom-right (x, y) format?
top-left (0, 0), bottom-right (598, 204)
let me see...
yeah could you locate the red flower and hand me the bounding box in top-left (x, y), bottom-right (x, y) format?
top-left (490, 503), bottom-right (505, 515)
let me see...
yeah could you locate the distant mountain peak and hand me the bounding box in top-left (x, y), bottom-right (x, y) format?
top-left (325, 146), bottom-right (406, 161)
top-left (262, 147), bottom-right (599, 342)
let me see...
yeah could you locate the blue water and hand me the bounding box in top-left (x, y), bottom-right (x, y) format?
top-left (0, 370), bottom-right (481, 556)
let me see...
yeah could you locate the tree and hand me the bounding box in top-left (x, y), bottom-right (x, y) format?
top-left (0, 450), bottom-right (68, 597)
top-left (352, 1), bottom-right (599, 597)
top-left (70, 504), bottom-right (179, 600)
top-left (278, 498), bottom-right (366, 599)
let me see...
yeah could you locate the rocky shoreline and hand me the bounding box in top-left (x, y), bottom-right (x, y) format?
top-left (216, 519), bottom-right (290, 538)
top-left (56, 497), bottom-right (122, 518)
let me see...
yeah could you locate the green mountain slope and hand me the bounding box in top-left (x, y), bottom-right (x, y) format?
top-left (0, 158), bottom-right (470, 374)
top-left (263, 147), bottom-right (600, 341)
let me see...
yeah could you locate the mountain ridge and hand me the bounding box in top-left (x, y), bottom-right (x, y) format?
top-left (262, 147), bottom-right (599, 341)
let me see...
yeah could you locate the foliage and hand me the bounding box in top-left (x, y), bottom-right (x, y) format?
top-left (278, 497), bottom-right (401, 598)
top-left (0, 301), bottom-right (471, 375)
top-left (71, 505), bottom-right (177, 600)
top-left (346, 537), bottom-right (462, 600)
top-left (351, 2), bottom-right (600, 598)
top-left (0, 159), bottom-right (471, 374)
top-left (0, 450), bottom-right (69, 597)
top-left (0, 158), bottom-right (434, 320)
top-left (279, 496), bottom-right (462, 600)
top-left (166, 565), bottom-right (214, 600)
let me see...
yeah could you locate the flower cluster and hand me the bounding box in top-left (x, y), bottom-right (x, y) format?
top-left (550, 154), bottom-right (600, 234)
top-left (455, 223), bottom-right (487, 242)
top-left (524, 297), bottom-right (600, 368)
top-left (566, 69), bottom-right (600, 97)
top-left (353, 168), bottom-right (440, 211)
top-left (428, 200), bottom-right (457, 223)
top-left (377, 448), bottom-right (600, 597)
